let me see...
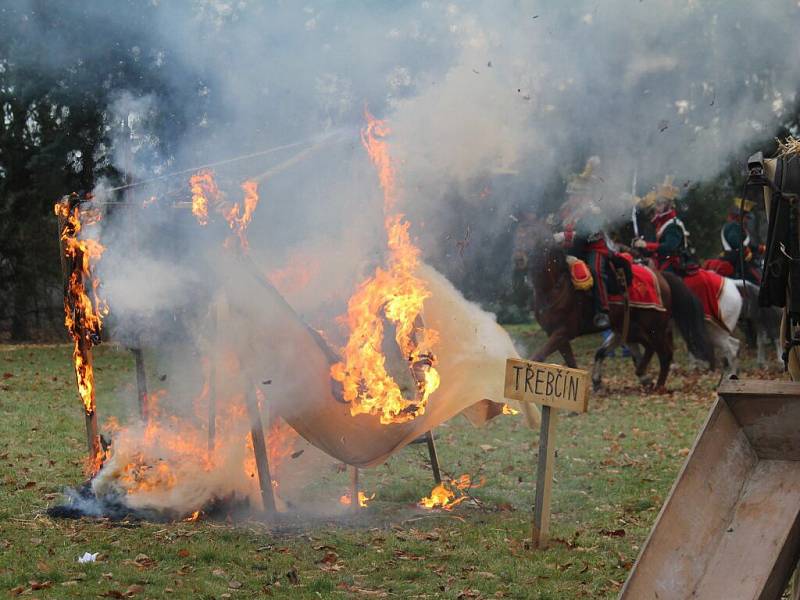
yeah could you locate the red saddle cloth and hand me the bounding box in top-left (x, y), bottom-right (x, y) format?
top-left (683, 268), bottom-right (725, 324)
top-left (608, 261), bottom-right (665, 312)
top-left (703, 258), bottom-right (735, 277)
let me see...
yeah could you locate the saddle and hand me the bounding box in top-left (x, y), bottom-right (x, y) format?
top-left (608, 254), bottom-right (666, 312)
top-left (683, 267), bottom-right (726, 327)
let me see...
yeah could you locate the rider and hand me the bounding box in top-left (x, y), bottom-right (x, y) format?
top-left (553, 157), bottom-right (611, 329)
top-left (721, 198), bottom-right (762, 283)
top-left (633, 177), bottom-right (689, 273)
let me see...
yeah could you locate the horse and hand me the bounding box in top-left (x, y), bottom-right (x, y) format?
top-left (512, 215), bottom-right (714, 391)
top-left (692, 275), bottom-right (742, 377)
top-left (734, 279), bottom-right (782, 368)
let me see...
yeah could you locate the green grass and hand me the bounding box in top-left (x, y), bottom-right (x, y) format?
top-left (0, 332), bottom-right (778, 599)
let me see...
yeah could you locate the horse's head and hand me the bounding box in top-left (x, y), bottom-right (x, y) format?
top-left (512, 212), bottom-right (564, 275)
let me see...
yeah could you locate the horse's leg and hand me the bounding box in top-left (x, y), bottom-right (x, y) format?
top-left (592, 331), bottom-right (620, 391)
top-left (559, 341), bottom-right (578, 369)
top-left (531, 329), bottom-right (572, 363)
top-left (756, 326), bottom-right (768, 369)
top-left (708, 324), bottom-right (739, 378)
top-left (626, 343), bottom-right (643, 370)
top-left (654, 326), bottom-right (674, 390)
top-left (635, 345), bottom-right (656, 388)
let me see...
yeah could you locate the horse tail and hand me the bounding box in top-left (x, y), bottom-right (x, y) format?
top-left (663, 271), bottom-right (716, 366)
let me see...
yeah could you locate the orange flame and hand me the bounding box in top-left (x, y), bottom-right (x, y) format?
top-left (188, 171), bottom-right (260, 251)
top-left (189, 170), bottom-right (217, 226)
top-left (267, 250), bottom-right (320, 296)
top-left (339, 490), bottom-right (375, 508)
top-left (419, 475), bottom-right (474, 510)
top-left (502, 404), bottom-right (519, 415)
top-left (330, 110), bottom-right (440, 424)
top-left (54, 198), bottom-right (107, 419)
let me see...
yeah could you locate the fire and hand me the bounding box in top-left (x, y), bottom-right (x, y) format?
top-left (267, 250), bottom-right (320, 296)
top-left (188, 171), bottom-right (260, 251)
top-left (330, 110), bottom-right (440, 424)
top-left (502, 404), bottom-right (519, 415)
top-left (222, 180), bottom-right (259, 251)
top-left (339, 490), bottom-right (375, 508)
top-left (55, 196), bottom-right (107, 474)
top-left (55, 199), bottom-right (107, 416)
top-left (185, 510), bottom-right (201, 522)
top-left (266, 417), bottom-right (298, 474)
top-left (419, 475), bottom-right (474, 510)
top-left (189, 170), bottom-right (217, 226)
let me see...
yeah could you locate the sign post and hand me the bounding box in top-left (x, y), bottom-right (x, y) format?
top-left (504, 358), bottom-right (590, 548)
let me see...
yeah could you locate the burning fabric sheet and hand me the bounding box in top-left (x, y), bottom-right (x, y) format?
top-left (214, 253), bottom-right (536, 468)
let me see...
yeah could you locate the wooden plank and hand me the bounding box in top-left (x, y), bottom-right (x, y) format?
top-left (504, 358), bottom-right (589, 412)
top-left (531, 405), bottom-right (559, 548)
top-left (690, 460), bottom-right (800, 599)
top-left (620, 398), bottom-right (759, 599)
top-left (244, 388), bottom-right (276, 514)
top-left (718, 378), bottom-right (800, 398)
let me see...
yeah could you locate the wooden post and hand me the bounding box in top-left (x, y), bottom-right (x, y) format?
top-left (244, 387), bottom-right (276, 514)
top-left (425, 431), bottom-right (442, 484)
top-left (131, 347), bottom-right (149, 421)
top-left (350, 466), bottom-right (360, 512)
top-left (503, 358), bottom-right (590, 550)
top-left (531, 405), bottom-right (559, 548)
top-left (57, 196), bottom-right (102, 465)
top-left (207, 306), bottom-right (218, 453)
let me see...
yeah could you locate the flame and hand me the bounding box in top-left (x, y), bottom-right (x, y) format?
top-left (330, 110), bottom-right (440, 424)
top-left (222, 180), bottom-right (259, 251)
top-left (189, 170), bottom-right (217, 226)
top-left (188, 171), bottom-right (260, 251)
top-left (185, 510), bottom-right (201, 522)
top-left (339, 490), bottom-right (375, 508)
top-left (266, 416), bottom-right (299, 474)
top-left (419, 475), bottom-right (474, 510)
top-left (55, 197), bottom-right (107, 473)
top-left (267, 250), bottom-right (321, 296)
top-left (502, 404), bottom-right (519, 415)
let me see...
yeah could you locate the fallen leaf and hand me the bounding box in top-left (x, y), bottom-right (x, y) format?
top-left (286, 567), bottom-right (299, 585)
top-left (29, 581), bottom-right (52, 590)
top-left (479, 444), bottom-right (496, 452)
top-left (176, 549), bottom-right (190, 558)
top-left (212, 567), bottom-right (226, 577)
top-left (228, 580), bottom-right (242, 589)
top-left (129, 554), bottom-right (155, 569)
top-left (124, 584), bottom-right (144, 596)
top-left (600, 528), bottom-right (626, 538)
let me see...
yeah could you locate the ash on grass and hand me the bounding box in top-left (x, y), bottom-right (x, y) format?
top-left (47, 483), bottom-right (252, 523)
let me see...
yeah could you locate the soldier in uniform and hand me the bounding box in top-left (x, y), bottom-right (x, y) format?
top-left (553, 157), bottom-right (612, 328)
top-left (720, 198), bottom-right (762, 283)
top-left (633, 177), bottom-right (689, 273)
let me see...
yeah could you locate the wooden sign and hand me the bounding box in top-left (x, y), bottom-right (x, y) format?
top-left (504, 358), bottom-right (590, 549)
top-left (504, 358), bottom-right (589, 413)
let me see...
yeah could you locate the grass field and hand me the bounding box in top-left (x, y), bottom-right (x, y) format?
top-left (0, 328), bottom-right (777, 599)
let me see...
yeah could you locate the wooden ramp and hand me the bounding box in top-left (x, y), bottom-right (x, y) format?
top-left (620, 380), bottom-right (800, 600)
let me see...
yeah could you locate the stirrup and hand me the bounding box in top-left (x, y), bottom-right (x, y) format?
top-left (593, 312), bottom-right (610, 328)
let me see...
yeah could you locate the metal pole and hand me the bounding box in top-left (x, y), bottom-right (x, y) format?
top-left (350, 466), bottom-right (360, 512)
top-left (425, 431), bottom-right (442, 484)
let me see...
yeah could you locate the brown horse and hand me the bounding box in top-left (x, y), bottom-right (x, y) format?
top-left (512, 215), bottom-right (714, 390)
